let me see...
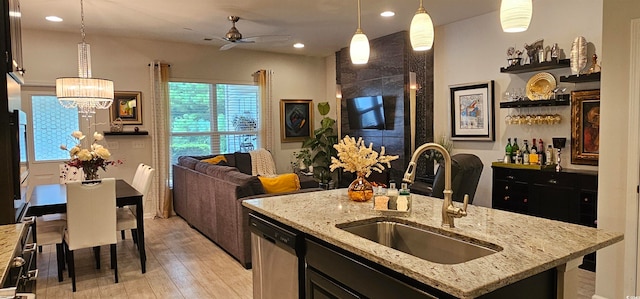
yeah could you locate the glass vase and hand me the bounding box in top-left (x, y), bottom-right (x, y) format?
top-left (347, 172), bottom-right (373, 202)
top-left (83, 166), bottom-right (99, 181)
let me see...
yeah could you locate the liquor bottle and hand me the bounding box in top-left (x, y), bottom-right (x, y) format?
top-left (523, 140), bottom-right (530, 164)
top-left (538, 139), bottom-right (545, 165)
top-left (530, 138), bottom-right (539, 165)
top-left (512, 138), bottom-right (520, 163)
top-left (515, 150), bottom-right (522, 164)
top-left (546, 145), bottom-right (554, 165)
top-left (505, 138), bottom-right (512, 163)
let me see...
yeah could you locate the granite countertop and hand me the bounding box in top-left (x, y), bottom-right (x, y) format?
top-left (243, 189), bottom-right (623, 298)
top-left (0, 223), bottom-right (25, 285)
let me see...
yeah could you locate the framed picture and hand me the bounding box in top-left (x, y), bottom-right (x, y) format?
top-left (571, 89), bottom-right (600, 166)
top-left (449, 81), bottom-right (495, 141)
top-left (280, 99), bottom-right (313, 142)
top-left (110, 91), bottom-right (142, 125)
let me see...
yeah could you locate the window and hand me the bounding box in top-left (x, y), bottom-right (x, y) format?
top-left (168, 82), bottom-right (259, 165)
top-left (31, 95), bottom-right (80, 161)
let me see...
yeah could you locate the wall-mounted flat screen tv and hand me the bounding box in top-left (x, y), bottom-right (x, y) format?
top-left (346, 96), bottom-right (386, 130)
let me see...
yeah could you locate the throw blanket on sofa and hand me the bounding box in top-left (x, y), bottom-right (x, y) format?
top-left (249, 148), bottom-right (277, 177)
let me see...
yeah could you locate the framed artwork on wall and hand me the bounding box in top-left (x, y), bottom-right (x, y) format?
top-left (571, 89), bottom-right (600, 166)
top-left (110, 91), bottom-right (142, 125)
top-left (280, 99), bottom-right (313, 142)
top-left (449, 81), bottom-right (495, 141)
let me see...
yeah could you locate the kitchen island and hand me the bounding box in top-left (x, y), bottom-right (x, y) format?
top-left (0, 223), bottom-right (26, 287)
top-left (243, 189), bottom-right (623, 298)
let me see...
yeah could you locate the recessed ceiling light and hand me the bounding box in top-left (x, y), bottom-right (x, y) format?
top-left (380, 11), bottom-right (395, 17)
top-left (45, 16), bottom-right (63, 22)
top-left (293, 43), bottom-right (305, 48)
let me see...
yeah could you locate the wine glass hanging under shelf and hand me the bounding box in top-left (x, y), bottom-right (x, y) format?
top-left (505, 113), bottom-right (561, 126)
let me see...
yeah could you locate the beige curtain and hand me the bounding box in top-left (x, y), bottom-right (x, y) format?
top-left (254, 70), bottom-right (274, 152)
top-left (150, 61), bottom-right (172, 218)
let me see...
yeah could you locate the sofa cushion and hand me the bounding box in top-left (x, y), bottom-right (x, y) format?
top-left (205, 165), bottom-right (239, 177)
top-left (224, 153), bottom-right (236, 167)
top-left (234, 152), bottom-right (253, 175)
top-left (258, 173), bottom-right (301, 194)
top-left (201, 155), bottom-right (228, 165)
top-left (177, 156), bottom-right (200, 169)
top-left (226, 171), bottom-right (265, 196)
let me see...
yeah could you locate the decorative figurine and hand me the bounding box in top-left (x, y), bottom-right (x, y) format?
top-left (570, 36), bottom-right (587, 76)
top-left (588, 54), bottom-right (602, 74)
top-left (551, 43), bottom-right (559, 60)
top-left (524, 39), bottom-right (544, 64)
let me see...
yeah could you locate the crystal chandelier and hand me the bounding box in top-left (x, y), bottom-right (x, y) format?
top-left (409, 0), bottom-right (434, 51)
top-left (56, 0), bottom-right (113, 117)
top-left (349, 0), bottom-right (369, 64)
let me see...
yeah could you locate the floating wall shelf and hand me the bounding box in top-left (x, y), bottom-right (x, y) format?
top-left (500, 59), bottom-right (570, 74)
top-left (499, 99), bottom-right (570, 108)
top-left (103, 131), bottom-right (149, 136)
top-left (559, 72), bottom-right (601, 83)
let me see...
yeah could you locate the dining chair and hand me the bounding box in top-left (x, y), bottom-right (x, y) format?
top-left (117, 165), bottom-right (154, 245)
top-left (36, 164), bottom-right (84, 253)
top-left (35, 220), bottom-right (65, 282)
top-left (64, 178), bottom-right (118, 292)
top-left (119, 163), bottom-right (147, 240)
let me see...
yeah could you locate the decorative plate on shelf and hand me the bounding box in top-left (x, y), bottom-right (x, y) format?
top-left (526, 72), bottom-right (557, 100)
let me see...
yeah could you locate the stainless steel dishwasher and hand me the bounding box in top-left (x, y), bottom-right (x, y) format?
top-left (249, 213), bottom-right (304, 299)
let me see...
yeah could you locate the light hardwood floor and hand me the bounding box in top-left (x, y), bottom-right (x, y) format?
top-left (34, 216), bottom-right (595, 298)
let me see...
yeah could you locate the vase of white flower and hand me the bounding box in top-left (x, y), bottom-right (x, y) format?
top-left (330, 135), bottom-right (399, 202)
top-left (61, 130), bottom-right (118, 181)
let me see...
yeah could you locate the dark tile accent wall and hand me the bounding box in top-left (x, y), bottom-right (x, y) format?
top-left (336, 31), bottom-right (434, 185)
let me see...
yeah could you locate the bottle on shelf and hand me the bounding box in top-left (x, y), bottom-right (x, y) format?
top-left (546, 145), bottom-right (554, 165)
top-left (538, 139), bottom-right (545, 165)
top-left (523, 140), bottom-right (530, 165)
top-left (530, 138), bottom-right (539, 165)
top-left (515, 149), bottom-right (522, 164)
top-left (512, 138), bottom-right (520, 164)
top-left (504, 138), bottom-right (512, 163)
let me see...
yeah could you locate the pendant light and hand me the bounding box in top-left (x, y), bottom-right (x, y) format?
top-left (56, 0), bottom-right (114, 118)
top-left (409, 0), bottom-right (434, 51)
top-left (500, 0), bottom-right (532, 33)
top-left (349, 0), bottom-right (369, 64)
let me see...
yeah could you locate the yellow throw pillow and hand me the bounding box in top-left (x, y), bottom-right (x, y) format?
top-left (258, 173), bottom-right (301, 194)
top-left (201, 155), bottom-right (227, 165)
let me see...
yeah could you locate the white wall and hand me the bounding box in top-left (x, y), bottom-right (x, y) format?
top-left (434, 0), bottom-right (602, 207)
top-left (22, 29), bottom-right (329, 216)
top-left (597, 1), bottom-right (640, 298)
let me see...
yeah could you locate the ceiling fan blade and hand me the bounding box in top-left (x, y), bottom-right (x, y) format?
top-left (219, 43), bottom-right (238, 51)
top-left (242, 35), bottom-right (291, 43)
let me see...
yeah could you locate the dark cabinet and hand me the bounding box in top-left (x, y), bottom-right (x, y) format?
top-left (491, 166), bottom-right (598, 271)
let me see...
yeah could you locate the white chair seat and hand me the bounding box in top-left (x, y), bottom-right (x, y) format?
top-left (116, 208), bottom-right (137, 231)
top-left (37, 213), bottom-right (67, 227)
top-left (37, 225), bottom-right (65, 246)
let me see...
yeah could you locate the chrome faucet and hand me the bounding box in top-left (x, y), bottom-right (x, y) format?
top-left (403, 143), bottom-right (468, 228)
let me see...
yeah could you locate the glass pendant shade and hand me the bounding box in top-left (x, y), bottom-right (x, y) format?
top-left (410, 4), bottom-right (434, 51)
top-left (500, 0), bottom-right (532, 33)
top-left (350, 30), bottom-right (370, 65)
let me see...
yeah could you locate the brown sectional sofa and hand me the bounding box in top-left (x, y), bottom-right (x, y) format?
top-left (172, 152), bottom-right (319, 268)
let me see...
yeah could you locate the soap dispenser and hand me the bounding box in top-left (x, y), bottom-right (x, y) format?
top-left (387, 181), bottom-right (398, 210)
top-left (397, 183), bottom-right (410, 212)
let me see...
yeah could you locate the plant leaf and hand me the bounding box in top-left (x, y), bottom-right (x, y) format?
top-left (318, 102), bottom-right (330, 116)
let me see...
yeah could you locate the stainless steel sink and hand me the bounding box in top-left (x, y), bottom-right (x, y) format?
top-left (338, 219), bottom-right (502, 264)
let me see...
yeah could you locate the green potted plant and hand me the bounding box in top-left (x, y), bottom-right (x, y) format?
top-left (302, 102), bottom-right (338, 188)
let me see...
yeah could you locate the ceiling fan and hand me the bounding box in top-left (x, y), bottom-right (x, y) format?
top-left (218, 16), bottom-right (290, 51)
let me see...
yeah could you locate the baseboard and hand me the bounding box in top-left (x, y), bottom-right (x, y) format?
top-left (592, 295), bottom-right (608, 299)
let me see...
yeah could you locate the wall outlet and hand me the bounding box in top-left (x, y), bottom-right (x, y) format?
top-left (132, 141), bottom-right (145, 149)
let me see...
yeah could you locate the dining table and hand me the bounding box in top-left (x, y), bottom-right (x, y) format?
top-left (25, 179), bottom-right (147, 273)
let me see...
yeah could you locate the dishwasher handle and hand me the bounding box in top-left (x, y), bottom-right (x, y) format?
top-left (249, 214), bottom-right (300, 250)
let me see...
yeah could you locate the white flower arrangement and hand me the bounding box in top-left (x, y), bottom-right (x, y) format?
top-left (60, 131), bottom-right (120, 180)
top-left (330, 135), bottom-right (399, 177)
